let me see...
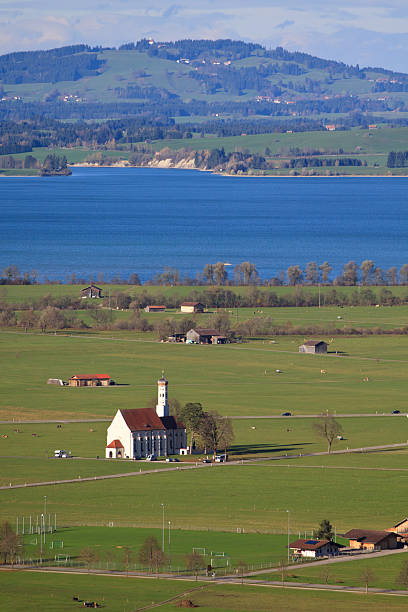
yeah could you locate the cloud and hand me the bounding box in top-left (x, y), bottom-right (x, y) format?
top-left (275, 20), bottom-right (294, 29)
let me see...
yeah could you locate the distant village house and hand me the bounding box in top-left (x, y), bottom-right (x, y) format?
top-left (144, 305), bottom-right (166, 313)
top-left (290, 539), bottom-right (342, 559)
top-left (186, 328), bottom-right (227, 344)
top-left (344, 529), bottom-right (398, 551)
top-left (299, 340), bottom-right (328, 354)
top-left (180, 302), bottom-right (204, 313)
top-left (69, 374), bottom-right (114, 387)
top-left (106, 375), bottom-right (187, 458)
top-left (80, 285), bottom-right (102, 299)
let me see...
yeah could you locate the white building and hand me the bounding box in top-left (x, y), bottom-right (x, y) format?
top-left (289, 539), bottom-right (341, 558)
top-left (105, 375), bottom-right (186, 459)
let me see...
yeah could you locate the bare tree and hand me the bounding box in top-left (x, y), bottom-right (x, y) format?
top-left (278, 558), bottom-right (287, 585)
top-left (0, 521), bottom-right (21, 564)
top-left (198, 412), bottom-right (234, 459)
top-left (286, 265), bottom-right (303, 286)
top-left (320, 566), bottom-right (331, 584)
top-left (138, 536), bottom-right (165, 573)
top-left (235, 559), bottom-right (248, 584)
top-left (214, 262), bottom-right (227, 285)
top-left (186, 551), bottom-right (205, 580)
top-left (79, 547), bottom-right (98, 573)
top-left (123, 546), bottom-right (133, 576)
top-left (360, 567), bottom-right (375, 594)
top-left (313, 415), bottom-right (343, 454)
top-left (319, 262), bottom-right (332, 285)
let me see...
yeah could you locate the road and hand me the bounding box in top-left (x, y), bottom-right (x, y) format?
top-left (2, 441), bottom-right (408, 490)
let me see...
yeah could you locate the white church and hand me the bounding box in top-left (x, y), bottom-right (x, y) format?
top-left (105, 374), bottom-right (187, 459)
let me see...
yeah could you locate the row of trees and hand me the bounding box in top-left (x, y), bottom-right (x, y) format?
top-left (5, 260), bottom-right (408, 287)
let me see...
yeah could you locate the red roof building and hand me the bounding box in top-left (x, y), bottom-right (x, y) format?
top-left (69, 374), bottom-right (113, 387)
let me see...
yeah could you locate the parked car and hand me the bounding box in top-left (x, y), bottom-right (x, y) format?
top-left (281, 412), bottom-right (291, 417)
top-left (146, 454), bottom-right (157, 461)
top-left (202, 458), bottom-right (211, 463)
top-left (392, 410), bottom-right (401, 414)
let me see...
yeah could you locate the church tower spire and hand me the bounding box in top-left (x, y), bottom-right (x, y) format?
top-left (156, 372), bottom-right (169, 417)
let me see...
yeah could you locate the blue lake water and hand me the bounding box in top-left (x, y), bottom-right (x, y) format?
top-left (1, 167), bottom-right (407, 282)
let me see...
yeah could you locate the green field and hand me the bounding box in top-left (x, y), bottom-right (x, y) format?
top-left (20, 526), bottom-right (288, 570)
top-left (1, 458), bottom-right (407, 532)
top-left (257, 551), bottom-right (408, 591)
top-left (2, 330), bottom-right (408, 420)
top-left (1, 572), bottom-right (406, 612)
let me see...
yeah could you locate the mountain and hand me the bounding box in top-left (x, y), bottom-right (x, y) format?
top-left (1, 39), bottom-right (408, 122)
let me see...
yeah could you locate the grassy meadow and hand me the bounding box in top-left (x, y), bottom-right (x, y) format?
top-left (1, 459), bottom-right (407, 532)
top-left (1, 572), bottom-right (406, 612)
top-left (1, 329), bottom-right (408, 420)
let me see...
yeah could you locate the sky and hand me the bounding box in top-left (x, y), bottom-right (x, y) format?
top-left (1, 0), bottom-right (408, 72)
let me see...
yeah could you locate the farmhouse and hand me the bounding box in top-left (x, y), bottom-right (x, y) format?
top-left (144, 305), bottom-right (166, 312)
top-left (186, 328), bottom-right (227, 344)
top-left (344, 529), bottom-right (398, 551)
top-left (180, 302), bottom-right (204, 313)
top-left (69, 374), bottom-right (114, 387)
top-left (387, 518), bottom-right (408, 539)
top-left (80, 285), bottom-right (102, 299)
top-left (299, 340), bottom-right (328, 354)
top-left (290, 539), bottom-right (341, 559)
top-left (105, 375), bottom-right (187, 459)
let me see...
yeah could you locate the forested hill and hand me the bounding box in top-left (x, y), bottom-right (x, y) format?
top-left (1, 38), bottom-right (408, 117)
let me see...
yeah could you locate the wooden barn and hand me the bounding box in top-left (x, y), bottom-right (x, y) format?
top-left (186, 328), bottom-right (226, 344)
top-left (299, 340), bottom-right (328, 354)
top-left (144, 305), bottom-right (166, 312)
top-left (344, 529), bottom-right (398, 551)
top-left (68, 374), bottom-right (114, 387)
top-left (80, 285), bottom-right (102, 299)
top-left (180, 302), bottom-right (204, 313)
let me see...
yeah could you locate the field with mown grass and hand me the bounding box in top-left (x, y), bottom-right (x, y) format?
top-left (2, 330), bottom-right (408, 420)
top-left (256, 551), bottom-right (408, 591)
top-left (20, 526), bottom-right (288, 570)
top-left (1, 459), bottom-right (407, 532)
top-left (1, 572), bottom-right (406, 612)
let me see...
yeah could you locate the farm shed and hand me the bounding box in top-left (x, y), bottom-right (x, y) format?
top-left (299, 340), bottom-right (328, 354)
top-left (144, 305), bottom-right (166, 312)
top-left (344, 529), bottom-right (398, 551)
top-left (290, 539), bottom-right (341, 559)
top-left (68, 374), bottom-right (114, 387)
top-left (80, 284), bottom-right (102, 299)
top-left (387, 518), bottom-right (408, 538)
top-left (186, 328), bottom-right (226, 344)
top-left (180, 302), bottom-right (204, 313)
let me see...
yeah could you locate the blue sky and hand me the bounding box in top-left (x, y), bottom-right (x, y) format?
top-left (1, 0), bottom-right (408, 71)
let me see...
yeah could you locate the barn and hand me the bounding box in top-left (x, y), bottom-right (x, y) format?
top-left (299, 340), bottom-right (328, 354)
top-left (344, 529), bottom-right (398, 551)
top-left (180, 302), bottom-right (204, 313)
top-left (68, 374), bottom-right (114, 387)
top-left (186, 328), bottom-right (226, 344)
top-left (80, 285), bottom-right (102, 299)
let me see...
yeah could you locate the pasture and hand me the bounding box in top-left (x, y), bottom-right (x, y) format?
top-left (1, 330), bottom-right (408, 420)
top-left (1, 572), bottom-right (406, 612)
top-left (1, 459), bottom-right (407, 532)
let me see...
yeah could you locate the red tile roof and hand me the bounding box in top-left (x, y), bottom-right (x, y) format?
top-left (147, 305), bottom-right (166, 309)
top-left (120, 408), bottom-right (184, 432)
top-left (290, 539), bottom-right (333, 551)
top-left (69, 374), bottom-right (110, 380)
top-left (106, 439), bottom-right (123, 448)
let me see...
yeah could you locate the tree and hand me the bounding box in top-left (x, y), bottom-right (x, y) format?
top-left (38, 306), bottom-right (66, 332)
top-left (360, 567), bottom-right (375, 594)
top-left (316, 519), bottom-right (334, 541)
top-left (396, 559), bottom-right (408, 590)
top-left (0, 521), bottom-right (21, 564)
top-left (313, 415), bottom-right (343, 454)
top-left (19, 310), bottom-right (39, 333)
top-left (177, 402), bottom-right (205, 453)
top-left (138, 536), bottom-right (165, 573)
top-left (186, 551), bottom-right (205, 580)
top-left (123, 546), bottom-right (133, 576)
top-left (305, 261), bottom-right (319, 284)
top-left (234, 262), bottom-right (259, 285)
top-left (342, 261), bottom-right (359, 285)
top-left (319, 262), bottom-right (332, 284)
top-left (400, 264), bottom-right (408, 285)
top-left (387, 266), bottom-right (398, 285)
top-left (235, 559), bottom-right (248, 584)
top-left (320, 566), bottom-right (331, 584)
top-left (79, 547), bottom-right (98, 573)
top-left (278, 558), bottom-right (287, 585)
top-left (198, 411), bottom-right (234, 458)
top-left (360, 260), bottom-right (375, 285)
top-left (286, 265), bottom-right (303, 286)
top-left (213, 262), bottom-right (227, 285)
top-left (202, 264), bottom-right (215, 285)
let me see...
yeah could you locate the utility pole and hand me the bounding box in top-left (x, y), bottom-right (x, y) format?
top-left (286, 510), bottom-right (290, 563)
top-left (168, 521), bottom-right (171, 570)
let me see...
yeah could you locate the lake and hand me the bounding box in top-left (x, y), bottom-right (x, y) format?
top-left (1, 167), bottom-right (407, 282)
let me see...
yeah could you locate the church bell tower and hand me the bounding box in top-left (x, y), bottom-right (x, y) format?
top-left (156, 372), bottom-right (169, 417)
